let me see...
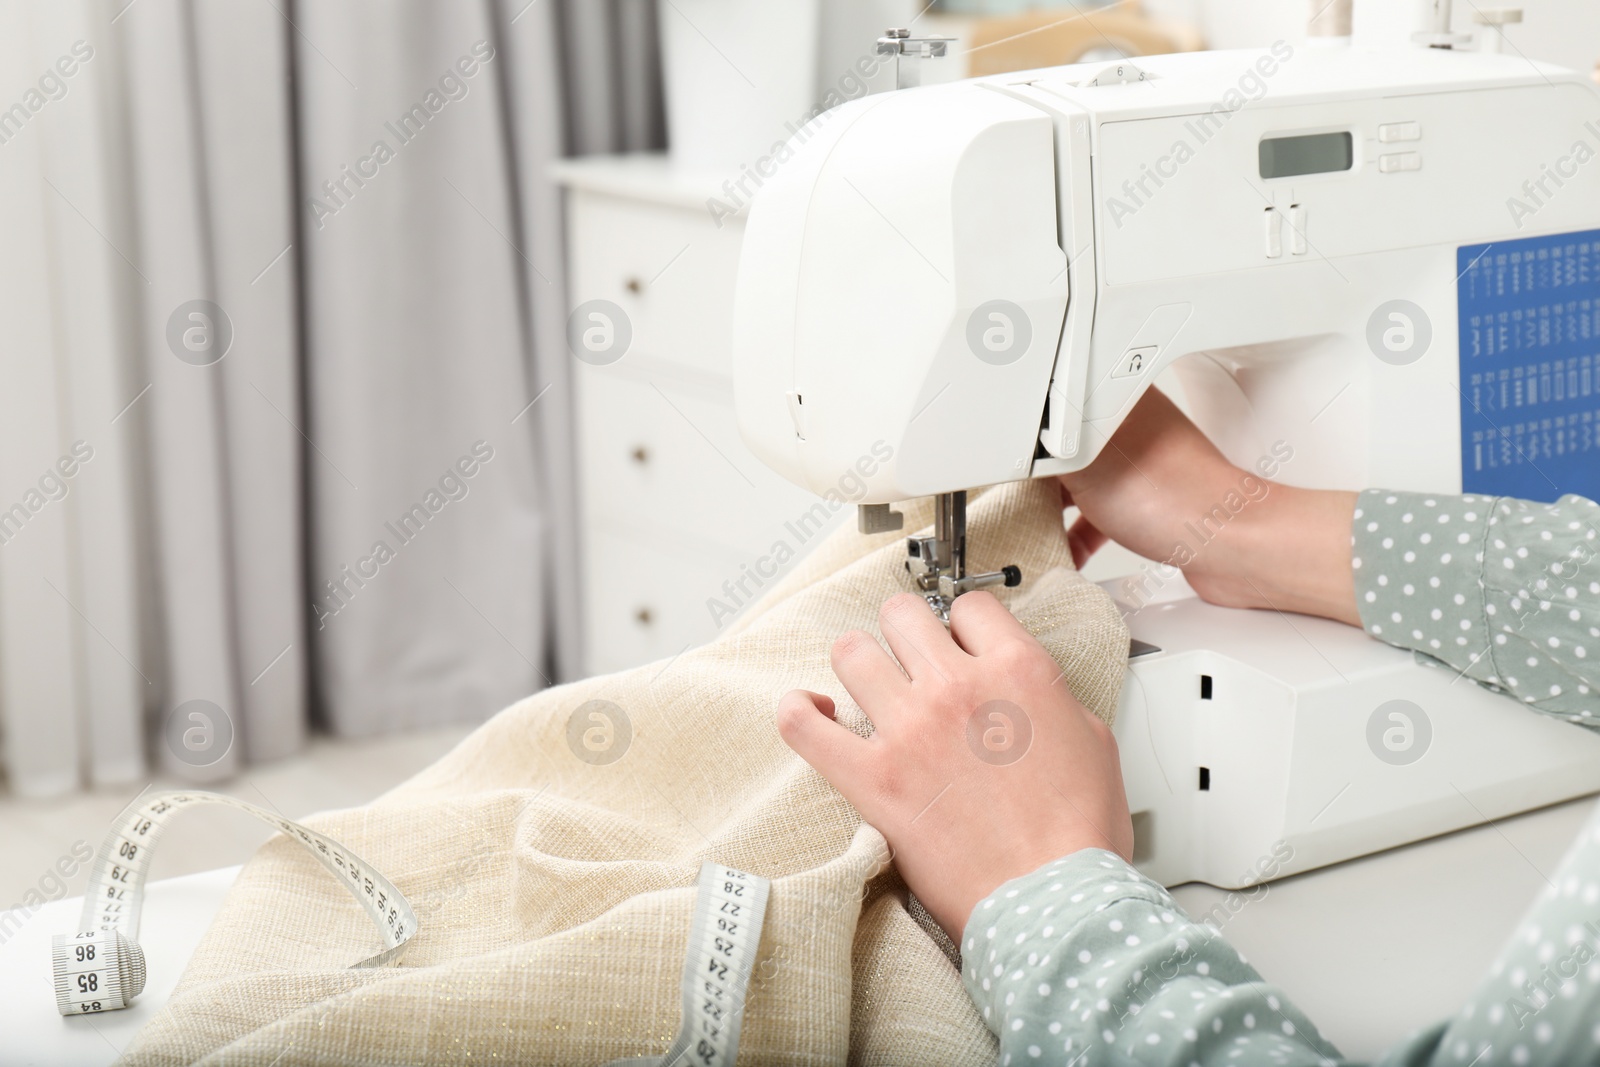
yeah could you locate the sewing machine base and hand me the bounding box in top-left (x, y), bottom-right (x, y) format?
top-left (1109, 578), bottom-right (1600, 890)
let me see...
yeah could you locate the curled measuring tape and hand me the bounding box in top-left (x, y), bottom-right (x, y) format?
top-left (54, 793), bottom-right (768, 1063)
top-left (51, 789), bottom-right (416, 1016)
top-left (608, 861), bottom-right (771, 1067)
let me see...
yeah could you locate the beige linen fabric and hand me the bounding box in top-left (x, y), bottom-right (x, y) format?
top-left (124, 480), bottom-right (1128, 1066)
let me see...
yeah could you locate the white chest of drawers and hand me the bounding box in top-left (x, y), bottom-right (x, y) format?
top-left (553, 156), bottom-right (847, 677)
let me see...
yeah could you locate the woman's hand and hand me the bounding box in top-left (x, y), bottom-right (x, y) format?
top-left (1059, 387), bottom-right (1361, 626)
top-left (1055, 387), bottom-right (1241, 568)
top-left (777, 591), bottom-right (1133, 942)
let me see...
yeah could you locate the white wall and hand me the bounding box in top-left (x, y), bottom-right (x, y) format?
top-left (1143, 0), bottom-right (1599, 76)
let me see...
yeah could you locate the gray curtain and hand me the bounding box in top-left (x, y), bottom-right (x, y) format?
top-left (299, 0), bottom-right (665, 733)
top-left (294, 2), bottom-right (548, 735)
top-left (558, 0), bottom-right (667, 154)
top-left (0, 0), bottom-right (308, 791)
top-left (0, 0), bottom-right (662, 795)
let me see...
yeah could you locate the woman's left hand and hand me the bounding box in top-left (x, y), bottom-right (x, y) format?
top-left (777, 591), bottom-right (1134, 941)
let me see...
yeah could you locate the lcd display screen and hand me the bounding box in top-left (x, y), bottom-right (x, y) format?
top-left (1258, 132), bottom-right (1353, 178)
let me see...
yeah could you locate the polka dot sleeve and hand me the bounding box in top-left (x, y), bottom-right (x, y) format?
top-left (1352, 491), bottom-right (1600, 728)
top-left (960, 849), bottom-right (1341, 1065)
top-left (961, 814), bottom-right (1600, 1065)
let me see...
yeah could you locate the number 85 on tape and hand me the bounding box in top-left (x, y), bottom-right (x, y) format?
top-left (51, 930), bottom-right (145, 1016)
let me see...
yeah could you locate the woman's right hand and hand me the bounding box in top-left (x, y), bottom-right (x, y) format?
top-left (1055, 388), bottom-right (1242, 568)
top-left (1057, 388), bottom-right (1361, 626)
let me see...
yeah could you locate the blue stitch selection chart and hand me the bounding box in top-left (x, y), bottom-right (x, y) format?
top-left (1457, 229), bottom-right (1600, 504)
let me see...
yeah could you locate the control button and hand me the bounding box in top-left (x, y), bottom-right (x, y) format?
top-left (1084, 61), bottom-right (1151, 87)
top-left (1379, 152), bottom-right (1421, 173)
top-left (1378, 121), bottom-right (1421, 143)
top-left (1264, 208), bottom-right (1282, 258)
top-left (1113, 345), bottom-right (1157, 379)
top-left (1288, 204), bottom-right (1307, 255)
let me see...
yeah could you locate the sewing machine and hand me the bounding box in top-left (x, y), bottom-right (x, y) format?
top-left (731, 32), bottom-right (1600, 887)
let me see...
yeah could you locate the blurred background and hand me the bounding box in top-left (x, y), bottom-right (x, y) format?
top-left (1, 0), bottom-right (1596, 902)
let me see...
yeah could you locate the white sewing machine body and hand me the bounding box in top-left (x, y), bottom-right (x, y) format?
top-left (733, 44), bottom-right (1600, 888)
top-left (1111, 579), bottom-right (1600, 890)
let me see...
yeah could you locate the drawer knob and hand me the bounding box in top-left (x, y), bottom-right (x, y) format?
top-left (624, 276), bottom-right (644, 295)
top-left (634, 606), bottom-right (654, 627)
top-left (630, 445), bottom-right (650, 465)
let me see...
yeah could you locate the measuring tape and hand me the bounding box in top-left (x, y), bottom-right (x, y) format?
top-left (51, 790), bottom-right (416, 1017)
top-left (53, 793), bottom-right (771, 1065)
top-left (607, 861), bottom-right (771, 1067)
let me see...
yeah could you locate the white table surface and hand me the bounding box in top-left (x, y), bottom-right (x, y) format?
top-left (0, 866), bottom-right (240, 1067)
top-left (2, 794), bottom-right (1595, 1065)
top-left (1168, 793), bottom-right (1599, 1061)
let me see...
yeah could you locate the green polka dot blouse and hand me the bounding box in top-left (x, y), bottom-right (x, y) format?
top-left (961, 490), bottom-right (1600, 1065)
top-left (1354, 491), bottom-right (1598, 727)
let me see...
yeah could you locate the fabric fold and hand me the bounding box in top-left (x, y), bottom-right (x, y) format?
top-left (124, 478), bottom-right (1129, 1065)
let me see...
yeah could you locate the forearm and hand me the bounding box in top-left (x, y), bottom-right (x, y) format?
top-left (1184, 483), bottom-right (1361, 627)
top-left (1054, 388), bottom-right (1362, 627)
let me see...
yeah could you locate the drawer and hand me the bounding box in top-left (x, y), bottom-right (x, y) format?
top-left (581, 528), bottom-right (744, 676)
top-left (574, 369), bottom-right (846, 560)
top-left (566, 191), bottom-right (745, 379)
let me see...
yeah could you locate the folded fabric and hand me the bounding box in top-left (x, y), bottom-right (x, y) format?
top-left (123, 479), bottom-right (1129, 1065)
